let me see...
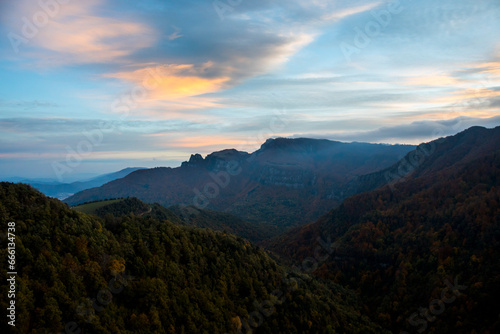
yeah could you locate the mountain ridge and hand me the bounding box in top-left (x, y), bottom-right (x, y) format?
top-left (344, 125), bottom-right (500, 197)
top-left (64, 138), bottom-right (414, 233)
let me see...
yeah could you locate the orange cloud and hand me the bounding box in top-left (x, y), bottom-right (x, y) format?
top-left (104, 63), bottom-right (231, 113)
top-left (472, 61), bottom-right (500, 76)
top-left (107, 63), bottom-right (231, 98)
top-left (38, 18), bottom-right (154, 64)
top-left (167, 136), bottom-right (249, 149)
top-left (432, 88), bottom-right (500, 105)
top-left (13, 0), bottom-right (155, 65)
top-left (402, 111), bottom-right (499, 122)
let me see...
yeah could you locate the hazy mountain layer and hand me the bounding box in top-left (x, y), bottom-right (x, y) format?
top-left (15, 167), bottom-right (145, 200)
top-left (64, 139), bottom-right (414, 232)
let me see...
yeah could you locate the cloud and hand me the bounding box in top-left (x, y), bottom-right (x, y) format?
top-left (37, 17), bottom-right (154, 64)
top-left (3, 0), bottom-right (388, 112)
top-left (322, 2), bottom-right (382, 21)
top-left (0, 117), bottom-right (202, 136)
top-left (164, 135), bottom-right (249, 150)
top-left (0, 99), bottom-right (59, 110)
top-left (5, 0), bottom-right (156, 65)
top-left (167, 26), bottom-right (183, 41)
top-left (1, 0), bottom-right (500, 178)
top-left (472, 61), bottom-right (500, 76)
top-left (404, 75), bottom-right (462, 87)
top-left (106, 63), bottom-right (230, 100)
top-left (292, 115), bottom-right (500, 144)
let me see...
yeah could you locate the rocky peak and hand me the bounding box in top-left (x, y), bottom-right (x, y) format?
top-left (181, 149), bottom-right (250, 170)
top-left (181, 153), bottom-right (206, 168)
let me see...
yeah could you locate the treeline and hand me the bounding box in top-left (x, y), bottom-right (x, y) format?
top-left (94, 197), bottom-right (150, 217)
top-left (80, 197), bottom-right (126, 206)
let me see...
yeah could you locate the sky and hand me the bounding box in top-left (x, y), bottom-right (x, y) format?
top-left (0, 0), bottom-right (499, 181)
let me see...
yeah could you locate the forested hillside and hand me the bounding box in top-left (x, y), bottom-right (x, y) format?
top-left (0, 183), bottom-right (384, 334)
top-left (269, 129), bottom-right (500, 333)
top-left (168, 205), bottom-right (277, 244)
top-left (84, 197), bottom-right (276, 243)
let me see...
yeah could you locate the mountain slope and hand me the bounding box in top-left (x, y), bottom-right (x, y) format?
top-left (268, 126), bottom-right (500, 333)
top-left (0, 183), bottom-right (386, 334)
top-left (64, 139), bottom-right (414, 232)
top-left (345, 126), bottom-right (500, 196)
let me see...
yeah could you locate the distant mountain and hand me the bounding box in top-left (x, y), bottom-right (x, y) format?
top-left (15, 167), bottom-right (146, 199)
top-left (0, 182), bottom-right (385, 333)
top-left (268, 126), bottom-right (500, 333)
top-left (64, 139), bottom-right (414, 233)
